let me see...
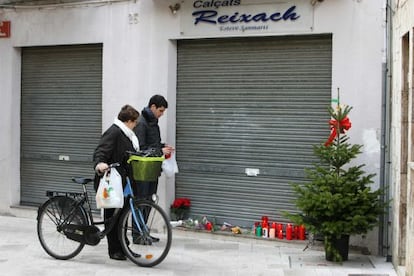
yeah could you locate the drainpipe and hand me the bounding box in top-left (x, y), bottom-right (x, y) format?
top-left (379, 0), bottom-right (392, 259)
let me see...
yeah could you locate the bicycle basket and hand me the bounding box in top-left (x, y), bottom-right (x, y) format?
top-left (127, 155), bottom-right (164, 181)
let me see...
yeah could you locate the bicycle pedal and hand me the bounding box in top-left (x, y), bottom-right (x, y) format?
top-left (130, 251), bottom-right (141, 258)
top-left (150, 235), bottom-right (160, 242)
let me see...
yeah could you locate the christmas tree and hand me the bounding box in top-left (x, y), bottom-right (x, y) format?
top-left (287, 98), bottom-right (387, 262)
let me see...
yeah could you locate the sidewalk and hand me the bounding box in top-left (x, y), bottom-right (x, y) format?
top-left (0, 211), bottom-right (397, 276)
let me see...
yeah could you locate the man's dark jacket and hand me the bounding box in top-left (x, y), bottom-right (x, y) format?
top-left (134, 107), bottom-right (164, 151)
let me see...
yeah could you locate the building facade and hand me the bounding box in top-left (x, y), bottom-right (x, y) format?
top-left (0, 0), bottom-right (389, 256)
top-left (389, 0), bottom-right (414, 275)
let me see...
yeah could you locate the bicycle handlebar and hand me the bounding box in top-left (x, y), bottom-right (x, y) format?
top-left (109, 162), bottom-right (120, 168)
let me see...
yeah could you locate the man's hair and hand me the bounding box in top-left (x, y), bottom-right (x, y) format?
top-left (148, 94), bottom-right (168, 109)
top-left (118, 104), bottom-right (140, 122)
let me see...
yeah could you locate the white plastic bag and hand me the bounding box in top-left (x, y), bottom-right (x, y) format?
top-left (96, 168), bottom-right (124, 209)
top-left (162, 152), bottom-right (179, 178)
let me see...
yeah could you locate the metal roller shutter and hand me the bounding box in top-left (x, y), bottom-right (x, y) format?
top-left (21, 44), bottom-right (102, 206)
top-left (176, 35), bottom-right (332, 227)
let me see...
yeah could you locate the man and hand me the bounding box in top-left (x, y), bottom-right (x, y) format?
top-left (134, 94), bottom-right (174, 200)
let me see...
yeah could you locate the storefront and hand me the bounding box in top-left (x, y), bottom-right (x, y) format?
top-left (0, 0), bottom-right (387, 254)
top-left (175, 34), bottom-right (332, 226)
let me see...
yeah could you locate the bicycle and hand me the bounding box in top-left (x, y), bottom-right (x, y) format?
top-left (36, 156), bottom-right (172, 267)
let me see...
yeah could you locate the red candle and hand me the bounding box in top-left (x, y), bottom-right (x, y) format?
top-left (286, 223), bottom-right (292, 240)
top-left (276, 223), bottom-right (282, 233)
top-left (299, 225), bottom-right (306, 240)
top-left (206, 222), bottom-right (212, 231)
top-left (277, 229), bottom-right (283, 239)
top-left (261, 216), bottom-right (268, 226)
top-left (293, 225), bottom-right (299, 239)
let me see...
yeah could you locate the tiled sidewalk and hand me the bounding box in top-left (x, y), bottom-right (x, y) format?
top-left (0, 212), bottom-right (397, 276)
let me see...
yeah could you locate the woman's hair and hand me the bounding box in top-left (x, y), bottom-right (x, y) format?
top-left (118, 104), bottom-right (140, 122)
top-left (148, 94), bottom-right (168, 109)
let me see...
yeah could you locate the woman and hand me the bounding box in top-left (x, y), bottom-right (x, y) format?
top-left (93, 104), bottom-right (140, 261)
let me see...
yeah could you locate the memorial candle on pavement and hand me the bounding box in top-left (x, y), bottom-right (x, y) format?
top-left (206, 222), bottom-right (212, 231)
top-left (294, 225), bottom-right (299, 239)
top-left (298, 225), bottom-right (306, 240)
top-left (286, 223), bottom-right (292, 240)
top-left (256, 223), bottom-right (262, 237)
top-left (261, 216), bottom-right (268, 226)
top-left (262, 222), bottom-right (269, 238)
top-left (277, 224), bottom-right (283, 239)
top-left (276, 223), bottom-right (282, 233)
top-left (269, 222), bottom-right (276, 238)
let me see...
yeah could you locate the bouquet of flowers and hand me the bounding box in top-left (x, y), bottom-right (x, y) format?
top-left (170, 197), bottom-right (191, 220)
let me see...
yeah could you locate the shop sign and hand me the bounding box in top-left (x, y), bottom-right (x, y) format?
top-left (0, 21), bottom-right (11, 38)
top-left (180, 0), bottom-right (313, 37)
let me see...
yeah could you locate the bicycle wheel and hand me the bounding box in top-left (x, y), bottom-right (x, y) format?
top-left (119, 199), bottom-right (172, 267)
top-left (37, 196), bottom-right (88, 260)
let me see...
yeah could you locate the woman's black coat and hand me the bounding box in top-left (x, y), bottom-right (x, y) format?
top-left (93, 124), bottom-right (135, 190)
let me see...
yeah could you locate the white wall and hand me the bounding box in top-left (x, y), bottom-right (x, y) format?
top-left (0, 0), bottom-right (386, 253)
top-left (316, 0), bottom-right (385, 173)
top-left (313, 0), bottom-right (386, 253)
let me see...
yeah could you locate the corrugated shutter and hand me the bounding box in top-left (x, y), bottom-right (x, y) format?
top-left (176, 35), bottom-right (332, 227)
top-left (21, 44), bottom-right (102, 206)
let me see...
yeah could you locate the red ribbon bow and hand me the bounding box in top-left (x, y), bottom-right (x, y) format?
top-left (324, 116), bottom-right (351, 146)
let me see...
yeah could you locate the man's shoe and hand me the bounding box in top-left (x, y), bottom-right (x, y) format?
top-left (109, 252), bottom-right (127, 261)
top-left (133, 235), bottom-right (158, 245)
top-left (133, 236), bottom-right (160, 245)
top-left (133, 235), bottom-right (144, 245)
